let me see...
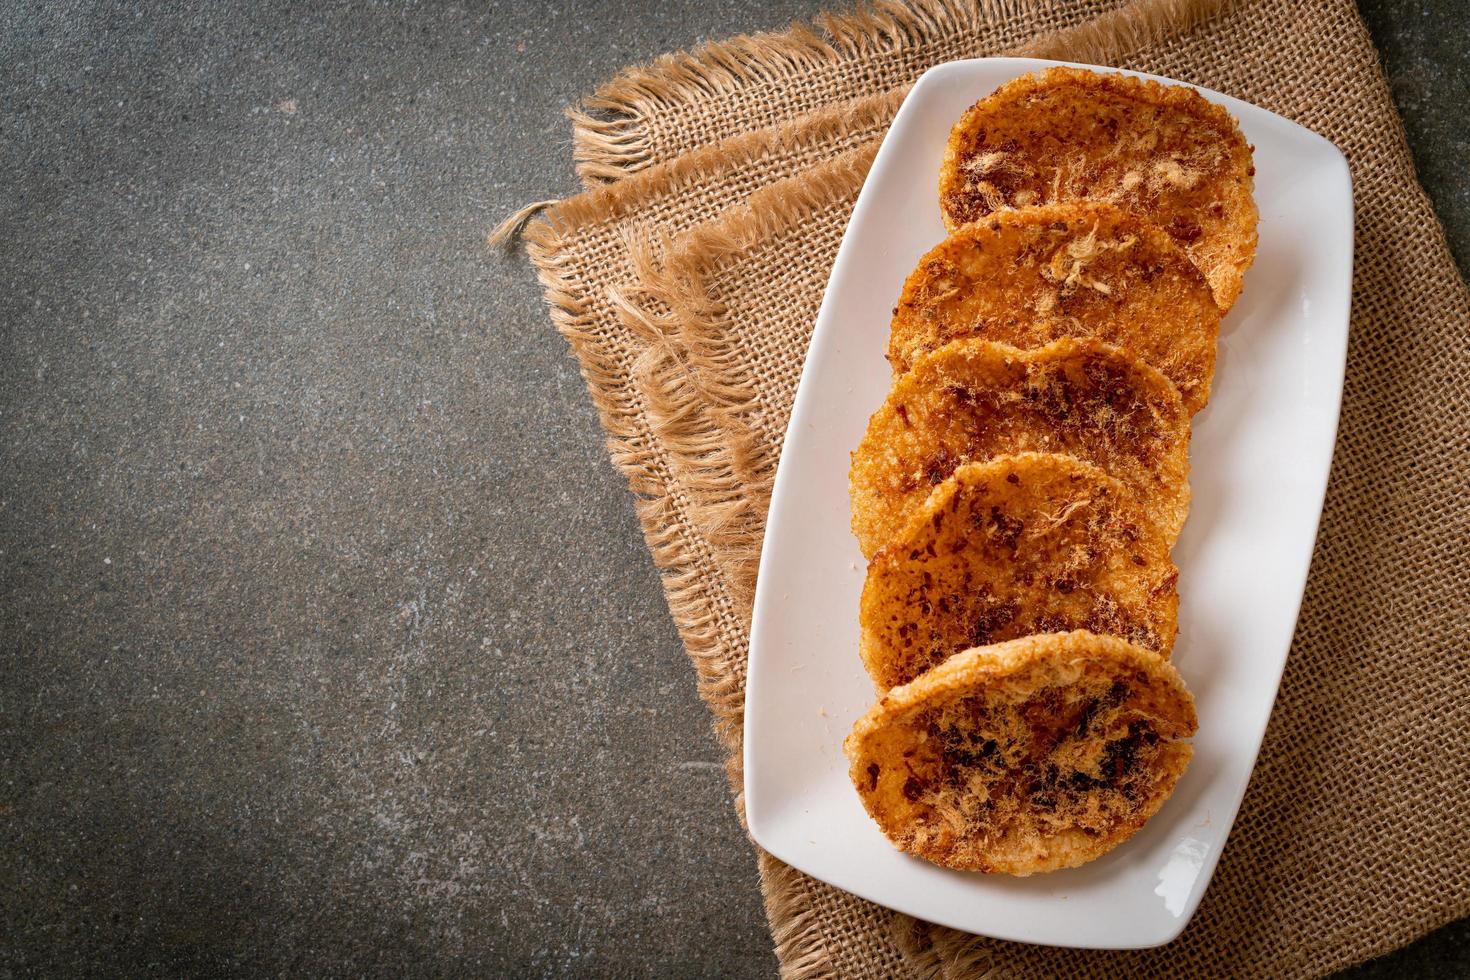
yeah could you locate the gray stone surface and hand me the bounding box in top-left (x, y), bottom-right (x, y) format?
top-left (1357, 0), bottom-right (1470, 279)
top-left (0, 1), bottom-right (1463, 976)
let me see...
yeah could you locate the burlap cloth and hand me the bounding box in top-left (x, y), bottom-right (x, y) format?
top-left (514, 0), bottom-right (1470, 975)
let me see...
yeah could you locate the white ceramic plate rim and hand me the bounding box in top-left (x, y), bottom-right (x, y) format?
top-left (743, 57), bottom-right (1353, 949)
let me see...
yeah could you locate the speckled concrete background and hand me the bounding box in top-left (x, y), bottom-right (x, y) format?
top-left (2, 1), bottom-right (1465, 976)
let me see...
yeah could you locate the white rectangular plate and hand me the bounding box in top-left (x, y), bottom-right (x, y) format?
top-left (743, 58), bottom-right (1353, 950)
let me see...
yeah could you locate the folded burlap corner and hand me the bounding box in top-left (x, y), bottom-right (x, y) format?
top-left (514, 0), bottom-right (1470, 975)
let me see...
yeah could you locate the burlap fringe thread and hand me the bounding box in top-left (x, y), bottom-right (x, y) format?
top-left (519, 224), bottom-right (754, 779)
top-left (566, 0), bottom-right (1025, 184)
top-left (567, 0), bottom-right (1232, 184)
top-left (615, 145), bottom-right (880, 613)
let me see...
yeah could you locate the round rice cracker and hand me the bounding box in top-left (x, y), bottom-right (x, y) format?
top-left (845, 631), bottom-right (1197, 875)
top-left (858, 453), bottom-right (1178, 692)
top-left (850, 337), bottom-right (1190, 559)
top-left (939, 67), bottom-right (1258, 313)
top-left (887, 201), bottom-right (1219, 413)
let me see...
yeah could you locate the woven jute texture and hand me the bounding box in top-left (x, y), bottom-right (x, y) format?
top-left (520, 0), bottom-right (1470, 975)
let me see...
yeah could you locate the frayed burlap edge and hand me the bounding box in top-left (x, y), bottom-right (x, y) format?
top-left (617, 145), bottom-right (879, 623)
top-left (1016, 0), bottom-right (1231, 60)
top-left (520, 226), bottom-right (757, 785)
top-left (526, 89), bottom-right (904, 246)
top-left (569, 0), bottom-right (1232, 185)
top-left (568, 0), bottom-right (1039, 184)
top-left (760, 855), bottom-right (862, 980)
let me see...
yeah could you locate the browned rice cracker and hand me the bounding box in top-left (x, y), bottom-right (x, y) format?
top-left (850, 337), bottom-right (1191, 560)
top-left (939, 67), bottom-right (1258, 312)
top-left (887, 201), bottom-right (1219, 412)
top-left (845, 630), bottom-right (1196, 875)
top-left (858, 453), bottom-right (1178, 692)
